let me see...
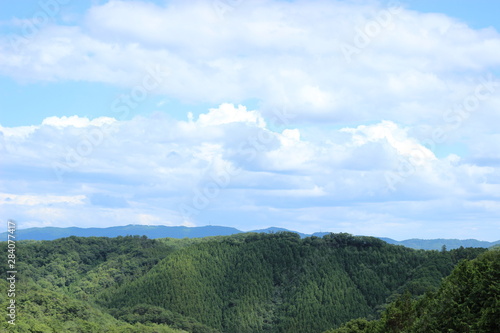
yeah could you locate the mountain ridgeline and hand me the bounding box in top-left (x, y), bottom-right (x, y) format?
top-left (1, 232), bottom-right (495, 332)
top-left (2, 224), bottom-right (499, 250)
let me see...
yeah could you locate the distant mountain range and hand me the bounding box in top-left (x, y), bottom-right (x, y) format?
top-left (2, 224), bottom-right (499, 250)
top-left (377, 237), bottom-right (500, 250)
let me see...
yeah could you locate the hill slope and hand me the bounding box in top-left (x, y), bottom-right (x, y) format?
top-left (0, 233), bottom-right (490, 333)
top-left (97, 233), bottom-right (485, 332)
top-left (325, 248), bottom-right (500, 332)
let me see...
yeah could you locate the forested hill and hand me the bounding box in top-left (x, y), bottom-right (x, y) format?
top-left (2, 224), bottom-right (499, 250)
top-left (326, 248), bottom-right (500, 332)
top-left (1, 232), bottom-right (490, 332)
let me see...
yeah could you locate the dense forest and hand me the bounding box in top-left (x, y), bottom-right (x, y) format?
top-left (325, 249), bottom-right (499, 332)
top-left (0, 232), bottom-right (495, 332)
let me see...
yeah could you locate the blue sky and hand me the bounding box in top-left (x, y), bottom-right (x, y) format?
top-left (1, 0), bottom-right (499, 240)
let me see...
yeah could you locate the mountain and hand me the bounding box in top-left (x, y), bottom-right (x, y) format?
top-left (2, 224), bottom-right (498, 250)
top-left (379, 237), bottom-right (500, 250)
top-left (0, 232), bottom-right (489, 332)
top-left (249, 226), bottom-right (309, 238)
top-left (1, 224), bottom-right (242, 241)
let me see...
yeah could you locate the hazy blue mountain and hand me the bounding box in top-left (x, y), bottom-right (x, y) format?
top-left (3, 225), bottom-right (241, 241)
top-left (311, 232), bottom-right (331, 238)
top-left (249, 227), bottom-right (309, 238)
top-left (2, 225), bottom-right (498, 250)
top-left (380, 237), bottom-right (500, 250)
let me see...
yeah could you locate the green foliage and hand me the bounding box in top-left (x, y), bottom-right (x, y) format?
top-left (410, 249), bottom-right (500, 332)
top-left (112, 304), bottom-right (218, 333)
top-left (327, 249), bottom-right (500, 333)
top-left (0, 281), bottom-right (185, 332)
top-left (0, 233), bottom-right (490, 333)
top-left (0, 236), bottom-right (184, 332)
top-left (96, 233), bottom-right (484, 332)
top-left (323, 318), bottom-right (377, 333)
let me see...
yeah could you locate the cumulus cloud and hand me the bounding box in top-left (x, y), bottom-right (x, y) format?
top-left (1, 104), bottom-right (499, 239)
top-left (341, 121), bottom-right (436, 164)
top-left (197, 103), bottom-right (266, 127)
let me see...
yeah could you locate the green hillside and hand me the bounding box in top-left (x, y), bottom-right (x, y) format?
top-left (325, 248), bottom-right (500, 333)
top-left (0, 233), bottom-right (490, 332)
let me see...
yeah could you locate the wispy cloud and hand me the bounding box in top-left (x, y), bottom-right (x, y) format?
top-left (1, 1), bottom-right (499, 123)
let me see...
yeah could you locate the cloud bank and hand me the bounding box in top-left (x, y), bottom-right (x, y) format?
top-left (1, 104), bottom-right (499, 240)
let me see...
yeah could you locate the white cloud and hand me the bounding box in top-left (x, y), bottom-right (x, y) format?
top-left (281, 129), bottom-right (300, 143)
top-left (341, 121), bottom-right (436, 164)
top-left (0, 125), bottom-right (37, 138)
top-left (197, 103), bottom-right (266, 127)
top-left (0, 193), bottom-right (86, 206)
top-left (1, 0), bottom-right (499, 125)
top-left (1, 106), bottom-right (499, 240)
top-left (42, 115), bottom-right (116, 128)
